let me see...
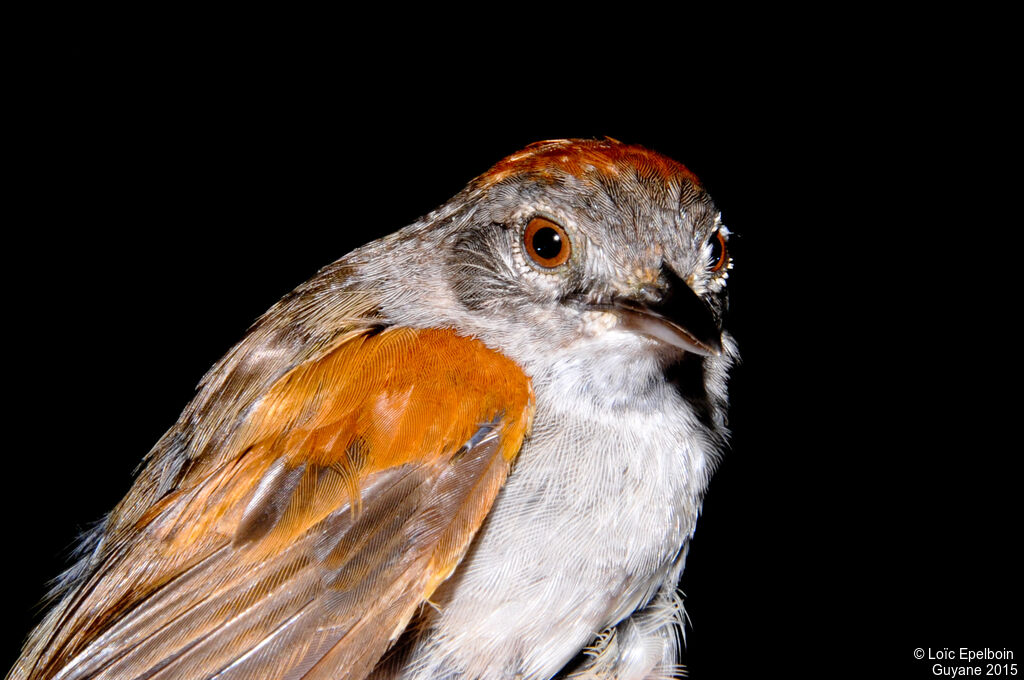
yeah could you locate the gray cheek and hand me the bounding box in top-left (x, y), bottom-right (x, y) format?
top-left (443, 225), bottom-right (525, 313)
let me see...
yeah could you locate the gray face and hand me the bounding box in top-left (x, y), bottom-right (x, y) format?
top-left (432, 160), bottom-right (731, 370)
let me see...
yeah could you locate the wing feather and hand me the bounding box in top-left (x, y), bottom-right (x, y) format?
top-left (14, 327), bottom-right (533, 680)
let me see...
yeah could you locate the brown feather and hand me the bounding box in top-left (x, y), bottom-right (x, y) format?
top-left (12, 327), bottom-right (533, 680)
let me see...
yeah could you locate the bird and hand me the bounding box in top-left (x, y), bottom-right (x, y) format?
top-left (9, 138), bottom-right (737, 680)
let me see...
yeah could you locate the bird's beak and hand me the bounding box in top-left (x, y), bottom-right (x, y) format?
top-left (600, 268), bottom-right (723, 357)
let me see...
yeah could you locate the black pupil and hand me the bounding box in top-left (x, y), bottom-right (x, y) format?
top-left (709, 233), bottom-right (723, 266)
top-left (532, 227), bottom-right (563, 260)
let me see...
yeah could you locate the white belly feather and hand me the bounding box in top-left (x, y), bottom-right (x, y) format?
top-left (401, 333), bottom-right (713, 680)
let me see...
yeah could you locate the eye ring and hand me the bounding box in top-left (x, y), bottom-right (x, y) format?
top-left (709, 229), bottom-right (728, 273)
top-left (523, 217), bottom-right (571, 268)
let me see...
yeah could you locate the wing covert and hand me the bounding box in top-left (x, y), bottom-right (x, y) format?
top-left (15, 328), bottom-right (533, 680)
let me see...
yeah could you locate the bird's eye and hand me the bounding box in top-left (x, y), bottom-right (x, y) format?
top-left (709, 229), bottom-right (728, 272)
top-left (524, 217), bottom-right (571, 268)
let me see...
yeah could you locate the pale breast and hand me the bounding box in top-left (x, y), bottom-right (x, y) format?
top-left (397, 335), bottom-right (714, 679)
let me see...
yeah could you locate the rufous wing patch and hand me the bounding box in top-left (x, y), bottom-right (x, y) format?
top-left (19, 328), bottom-right (533, 680)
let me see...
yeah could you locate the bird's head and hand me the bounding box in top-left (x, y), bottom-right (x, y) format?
top-left (357, 138), bottom-right (734, 379)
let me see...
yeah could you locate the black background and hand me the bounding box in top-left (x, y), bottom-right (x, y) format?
top-left (6, 41), bottom-right (1018, 677)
